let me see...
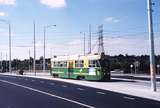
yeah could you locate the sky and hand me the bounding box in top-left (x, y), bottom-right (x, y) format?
top-left (0, 0), bottom-right (160, 60)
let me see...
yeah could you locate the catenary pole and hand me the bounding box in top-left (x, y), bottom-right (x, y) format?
top-left (147, 0), bottom-right (156, 91)
top-left (6, 53), bottom-right (7, 72)
top-left (33, 21), bottom-right (36, 76)
top-left (84, 33), bottom-right (86, 56)
top-left (43, 27), bottom-right (46, 73)
top-left (9, 23), bottom-right (11, 74)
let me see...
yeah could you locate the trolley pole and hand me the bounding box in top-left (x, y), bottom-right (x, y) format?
top-left (147, 0), bottom-right (156, 92)
top-left (80, 32), bottom-right (86, 56)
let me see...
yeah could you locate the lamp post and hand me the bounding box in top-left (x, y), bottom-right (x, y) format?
top-left (0, 19), bottom-right (12, 74)
top-left (43, 25), bottom-right (56, 73)
top-left (157, 64), bottom-right (160, 75)
top-left (130, 64), bottom-right (133, 74)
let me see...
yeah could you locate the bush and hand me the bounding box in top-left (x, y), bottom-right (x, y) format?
top-left (19, 69), bottom-right (24, 75)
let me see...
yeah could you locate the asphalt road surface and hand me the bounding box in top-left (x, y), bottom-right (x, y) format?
top-left (0, 74), bottom-right (160, 108)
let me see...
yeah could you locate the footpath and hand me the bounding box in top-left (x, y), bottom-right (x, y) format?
top-left (1, 72), bottom-right (160, 102)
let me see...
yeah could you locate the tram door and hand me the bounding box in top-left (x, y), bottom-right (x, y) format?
top-left (68, 61), bottom-right (74, 78)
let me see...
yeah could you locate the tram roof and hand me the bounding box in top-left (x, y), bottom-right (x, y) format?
top-left (51, 54), bottom-right (101, 61)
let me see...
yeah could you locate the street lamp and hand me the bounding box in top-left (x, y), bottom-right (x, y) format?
top-left (43, 25), bottom-right (56, 73)
top-left (0, 19), bottom-right (12, 74)
top-left (157, 64), bottom-right (160, 75)
top-left (130, 64), bottom-right (133, 74)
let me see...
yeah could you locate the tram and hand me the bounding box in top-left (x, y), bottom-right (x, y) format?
top-left (50, 53), bottom-right (110, 81)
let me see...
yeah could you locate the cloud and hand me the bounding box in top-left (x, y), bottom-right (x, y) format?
top-left (40, 0), bottom-right (67, 8)
top-left (0, 0), bottom-right (16, 5)
top-left (104, 17), bottom-right (120, 23)
top-left (103, 36), bottom-right (160, 56)
top-left (0, 12), bottom-right (7, 17)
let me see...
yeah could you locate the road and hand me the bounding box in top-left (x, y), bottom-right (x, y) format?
top-left (0, 74), bottom-right (160, 108)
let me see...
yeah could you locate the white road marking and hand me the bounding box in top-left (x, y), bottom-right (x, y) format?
top-left (3, 76), bottom-right (16, 79)
top-left (77, 88), bottom-right (84, 91)
top-left (62, 85), bottom-right (67, 88)
top-left (96, 92), bottom-right (106, 95)
top-left (0, 79), bottom-right (94, 108)
top-left (123, 96), bottom-right (135, 100)
top-left (50, 83), bottom-right (55, 85)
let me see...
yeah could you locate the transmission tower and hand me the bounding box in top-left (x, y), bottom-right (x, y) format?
top-left (98, 24), bottom-right (105, 54)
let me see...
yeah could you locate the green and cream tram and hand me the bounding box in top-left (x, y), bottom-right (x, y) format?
top-left (50, 54), bottom-right (110, 81)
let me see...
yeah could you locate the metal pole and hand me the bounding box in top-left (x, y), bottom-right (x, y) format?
top-left (29, 49), bottom-right (30, 72)
top-left (6, 53), bottom-right (7, 72)
top-left (16, 58), bottom-right (18, 73)
top-left (50, 48), bottom-right (52, 59)
top-left (147, 0), bottom-right (156, 91)
top-left (84, 33), bottom-right (86, 56)
top-left (9, 23), bottom-right (11, 74)
top-left (43, 27), bottom-right (46, 73)
top-left (157, 65), bottom-right (160, 75)
top-left (1, 52), bottom-right (2, 72)
top-left (33, 21), bottom-right (36, 76)
top-left (43, 25), bottom-right (56, 73)
top-left (130, 64), bottom-right (133, 74)
top-left (88, 24), bottom-right (91, 54)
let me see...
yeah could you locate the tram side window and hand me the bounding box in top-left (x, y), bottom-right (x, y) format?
top-left (75, 61), bottom-right (79, 67)
top-left (53, 62), bottom-right (58, 67)
top-left (60, 62), bottom-right (63, 67)
top-left (52, 62), bottom-right (55, 67)
top-left (63, 61), bottom-right (67, 67)
top-left (96, 60), bottom-right (101, 67)
top-left (79, 60), bottom-right (83, 67)
top-left (75, 60), bottom-right (84, 67)
top-left (58, 61), bottom-right (67, 67)
top-left (89, 60), bottom-right (96, 67)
